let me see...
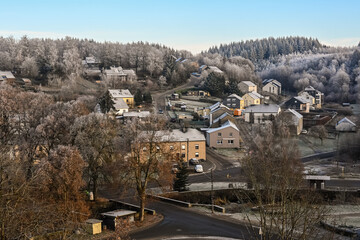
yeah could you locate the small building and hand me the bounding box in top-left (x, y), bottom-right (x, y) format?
top-left (187, 90), bottom-right (210, 97)
top-left (284, 109), bottom-right (303, 135)
top-left (242, 91), bottom-right (263, 107)
top-left (109, 89), bottom-right (134, 108)
top-left (22, 78), bottom-right (32, 86)
top-left (336, 117), bottom-right (357, 132)
top-left (238, 81), bottom-right (257, 94)
top-left (262, 79), bottom-right (281, 95)
top-left (243, 104), bottom-right (281, 123)
top-left (113, 99), bottom-right (129, 115)
top-left (283, 96), bottom-right (310, 113)
top-left (101, 210), bottom-right (136, 230)
top-left (85, 219), bottom-right (102, 235)
top-left (223, 94), bottom-right (244, 110)
top-left (298, 86), bottom-right (324, 109)
top-left (103, 66), bottom-right (137, 82)
top-left (171, 93), bottom-right (180, 100)
top-left (0, 71), bottom-right (15, 83)
top-left (206, 120), bottom-right (241, 148)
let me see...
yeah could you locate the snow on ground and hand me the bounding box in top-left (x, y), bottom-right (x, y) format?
top-left (188, 182), bottom-right (247, 192)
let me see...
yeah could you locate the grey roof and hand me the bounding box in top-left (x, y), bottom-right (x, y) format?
top-left (227, 94), bottom-right (243, 100)
top-left (240, 81), bottom-right (256, 87)
top-left (336, 117), bottom-right (356, 126)
top-left (212, 112), bottom-right (231, 124)
top-left (86, 219), bottom-right (102, 224)
top-left (123, 69), bottom-right (136, 76)
top-left (243, 104), bottom-right (280, 113)
top-left (263, 79), bottom-right (281, 88)
top-left (294, 96), bottom-right (310, 104)
top-left (109, 89), bottom-right (133, 98)
top-left (123, 111), bottom-right (151, 118)
top-left (246, 91), bottom-right (263, 100)
top-left (152, 128), bottom-right (205, 142)
top-left (208, 102), bottom-right (230, 113)
top-left (207, 120), bottom-right (239, 133)
top-left (101, 210), bottom-right (136, 218)
top-left (114, 99), bottom-right (129, 110)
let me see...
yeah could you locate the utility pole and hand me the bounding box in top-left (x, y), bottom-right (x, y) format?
top-left (211, 168), bottom-right (214, 213)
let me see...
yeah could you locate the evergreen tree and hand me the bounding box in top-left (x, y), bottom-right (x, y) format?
top-left (203, 72), bottom-right (226, 97)
top-left (99, 90), bottom-right (115, 113)
top-left (134, 89), bottom-right (143, 106)
top-left (143, 91), bottom-right (152, 104)
top-left (173, 160), bottom-right (189, 192)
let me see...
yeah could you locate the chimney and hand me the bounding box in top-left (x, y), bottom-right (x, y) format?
top-left (209, 113), bottom-right (213, 126)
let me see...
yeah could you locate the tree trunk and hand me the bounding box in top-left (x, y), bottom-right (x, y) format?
top-left (92, 175), bottom-right (98, 201)
top-left (139, 192), bottom-right (146, 222)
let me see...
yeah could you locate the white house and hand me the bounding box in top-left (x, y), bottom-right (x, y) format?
top-left (243, 104), bottom-right (281, 123)
top-left (262, 79), bottom-right (281, 95)
top-left (336, 117), bottom-right (357, 132)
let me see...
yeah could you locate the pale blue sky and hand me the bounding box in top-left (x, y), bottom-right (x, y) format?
top-left (1, 0), bottom-right (359, 53)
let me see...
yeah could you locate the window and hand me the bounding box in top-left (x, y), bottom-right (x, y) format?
top-left (218, 132), bottom-right (222, 137)
top-left (143, 147), bottom-right (147, 152)
top-left (170, 145), bottom-right (174, 151)
top-left (156, 146), bottom-right (160, 152)
top-left (227, 103), bottom-right (231, 107)
top-left (181, 145), bottom-right (186, 150)
top-left (227, 98), bottom-right (231, 102)
top-left (232, 103), bottom-right (236, 107)
top-left (228, 140), bottom-right (234, 144)
top-left (181, 153), bottom-right (186, 158)
top-left (126, 99), bottom-right (129, 102)
top-left (232, 98), bottom-right (236, 102)
top-left (195, 152), bottom-right (199, 157)
top-left (229, 132), bottom-right (233, 137)
top-left (195, 144), bottom-right (199, 149)
top-left (217, 140), bottom-right (223, 145)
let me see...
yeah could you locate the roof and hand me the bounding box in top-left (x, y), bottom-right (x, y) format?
top-left (227, 94), bottom-right (243, 101)
top-left (287, 109), bottom-right (303, 119)
top-left (243, 104), bottom-right (281, 113)
top-left (212, 112), bottom-right (231, 124)
top-left (148, 128), bottom-right (206, 142)
top-left (263, 79), bottom-right (281, 88)
top-left (207, 120), bottom-right (239, 133)
top-left (101, 210), bottom-right (136, 218)
top-left (294, 96), bottom-right (311, 104)
top-left (123, 69), bottom-right (136, 76)
top-left (114, 99), bottom-right (129, 110)
top-left (0, 71), bottom-right (15, 80)
top-left (336, 117), bottom-right (356, 126)
top-left (208, 102), bottom-right (230, 113)
top-left (105, 66), bottom-right (126, 76)
top-left (240, 81), bottom-right (256, 87)
top-left (123, 111), bottom-right (151, 118)
top-left (245, 91), bottom-right (263, 100)
top-left (86, 219), bottom-right (102, 224)
top-left (109, 89), bottom-right (133, 98)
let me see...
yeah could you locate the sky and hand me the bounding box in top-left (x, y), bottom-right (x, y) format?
top-left (1, 0), bottom-right (359, 53)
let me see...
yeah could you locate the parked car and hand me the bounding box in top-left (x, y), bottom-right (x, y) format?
top-left (189, 158), bottom-right (199, 165)
top-left (194, 164), bottom-right (203, 173)
top-left (199, 158), bottom-right (206, 162)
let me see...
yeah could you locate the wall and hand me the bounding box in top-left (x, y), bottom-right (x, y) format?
top-left (207, 127), bottom-right (240, 148)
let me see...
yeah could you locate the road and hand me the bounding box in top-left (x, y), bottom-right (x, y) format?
top-left (131, 201), bottom-right (252, 240)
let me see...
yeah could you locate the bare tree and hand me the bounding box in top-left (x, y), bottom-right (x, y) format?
top-left (309, 125), bottom-right (328, 145)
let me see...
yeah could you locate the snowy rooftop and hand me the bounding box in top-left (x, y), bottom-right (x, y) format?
top-left (123, 111), bottom-right (151, 118)
top-left (243, 104), bottom-right (280, 113)
top-left (113, 99), bottom-right (129, 110)
top-left (263, 79), bottom-right (281, 88)
top-left (241, 81), bottom-right (256, 87)
top-left (101, 210), bottom-right (136, 218)
top-left (336, 117), bottom-right (356, 126)
top-left (247, 91), bottom-right (263, 99)
top-left (146, 128), bottom-right (206, 142)
top-left (227, 94), bottom-right (243, 100)
top-left (0, 71), bottom-right (15, 80)
top-left (207, 120), bottom-right (239, 133)
top-left (294, 96), bottom-right (311, 104)
top-left (109, 89), bottom-right (133, 98)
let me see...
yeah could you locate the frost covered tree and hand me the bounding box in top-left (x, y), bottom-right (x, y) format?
top-left (63, 47), bottom-right (82, 77)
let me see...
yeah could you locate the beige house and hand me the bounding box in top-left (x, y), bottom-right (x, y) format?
top-left (238, 81), bottom-right (257, 93)
top-left (336, 117), bottom-right (356, 132)
top-left (298, 86), bottom-right (324, 109)
top-left (243, 104), bottom-right (281, 123)
top-left (242, 92), bottom-right (263, 107)
top-left (262, 79), bottom-right (281, 95)
top-left (206, 120), bottom-right (241, 148)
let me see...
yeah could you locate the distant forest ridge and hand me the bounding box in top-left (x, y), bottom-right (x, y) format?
top-left (206, 37), bottom-right (324, 60)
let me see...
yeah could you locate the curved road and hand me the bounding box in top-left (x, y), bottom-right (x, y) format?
top-left (131, 201), bottom-right (252, 240)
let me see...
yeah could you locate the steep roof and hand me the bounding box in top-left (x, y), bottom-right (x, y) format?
top-left (113, 98), bottom-right (129, 110)
top-left (246, 91), bottom-right (263, 100)
top-left (207, 120), bottom-right (239, 133)
top-left (109, 89), bottom-right (133, 98)
top-left (263, 79), bottom-right (281, 88)
top-left (241, 81), bottom-right (256, 87)
top-left (243, 104), bottom-right (280, 113)
top-left (336, 117), bottom-right (356, 126)
top-left (227, 94), bottom-right (243, 100)
top-left (287, 109), bottom-right (303, 119)
top-left (294, 96), bottom-right (311, 104)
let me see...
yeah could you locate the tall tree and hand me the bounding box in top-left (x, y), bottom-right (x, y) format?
top-left (173, 159), bottom-right (189, 192)
top-left (203, 72), bottom-right (226, 97)
top-left (99, 90), bottom-right (115, 113)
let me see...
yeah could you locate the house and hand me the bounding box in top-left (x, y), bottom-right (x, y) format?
top-left (223, 94), bottom-right (244, 110)
top-left (85, 219), bottom-right (102, 235)
top-left (101, 210), bottom-right (136, 230)
top-left (283, 96), bottom-right (310, 113)
top-left (284, 109), bottom-right (303, 135)
top-left (298, 86), bottom-right (324, 109)
top-left (242, 92), bottom-right (263, 107)
top-left (206, 120), bottom-right (241, 148)
top-left (113, 98), bottom-right (129, 115)
top-left (142, 128), bottom-right (206, 162)
top-left (262, 79), bottom-right (281, 95)
top-left (238, 81), bottom-right (257, 93)
top-left (298, 91), bottom-right (316, 109)
top-left (336, 117), bottom-right (357, 132)
top-left (243, 104), bottom-right (281, 123)
top-left (171, 93), bottom-right (180, 100)
top-left (103, 66), bottom-right (137, 82)
top-left (109, 89), bottom-right (134, 108)
top-left (0, 71), bottom-right (15, 83)
top-left (198, 65), bottom-right (223, 74)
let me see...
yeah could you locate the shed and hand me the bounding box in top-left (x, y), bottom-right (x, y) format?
top-left (335, 117), bottom-right (356, 132)
top-left (85, 219), bottom-right (102, 235)
top-left (101, 210), bottom-right (137, 230)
